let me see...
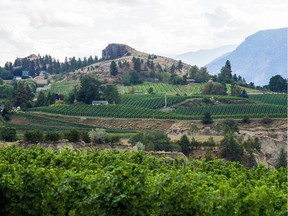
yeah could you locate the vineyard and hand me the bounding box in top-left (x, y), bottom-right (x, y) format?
top-left (49, 80), bottom-right (79, 95)
top-left (30, 100), bottom-right (287, 119)
top-left (121, 94), bottom-right (188, 109)
top-left (0, 146), bottom-right (286, 215)
top-left (119, 82), bottom-right (203, 95)
top-left (249, 94), bottom-right (287, 106)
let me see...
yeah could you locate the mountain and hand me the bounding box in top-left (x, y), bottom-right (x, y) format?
top-left (206, 28), bottom-right (288, 86)
top-left (174, 45), bottom-right (237, 67)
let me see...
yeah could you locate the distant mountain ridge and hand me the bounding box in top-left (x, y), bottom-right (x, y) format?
top-left (174, 45), bottom-right (237, 67)
top-left (206, 28), bottom-right (288, 86)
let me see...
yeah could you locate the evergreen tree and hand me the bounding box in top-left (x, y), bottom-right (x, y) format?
top-left (179, 134), bottom-right (190, 154)
top-left (202, 112), bottom-right (213, 124)
top-left (110, 61), bottom-right (118, 76)
top-left (35, 92), bottom-right (47, 107)
top-left (269, 75), bottom-right (287, 92)
top-left (218, 60), bottom-right (233, 83)
top-left (220, 132), bottom-right (244, 162)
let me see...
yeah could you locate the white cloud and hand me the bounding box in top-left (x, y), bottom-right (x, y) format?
top-left (0, 0), bottom-right (287, 65)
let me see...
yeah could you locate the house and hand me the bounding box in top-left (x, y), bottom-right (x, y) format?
top-left (152, 78), bottom-right (159, 83)
top-left (22, 70), bottom-right (29, 76)
top-left (92, 101), bottom-right (109, 105)
top-left (186, 79), bottom-right (195, 84)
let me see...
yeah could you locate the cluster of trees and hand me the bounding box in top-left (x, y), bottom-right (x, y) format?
top-left (2, 54), bottom-right (99, 78)
top-left (66, 76), bottom-right (121, 105)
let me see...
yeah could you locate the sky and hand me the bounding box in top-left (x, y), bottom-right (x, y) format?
top-left (0, 0), bottom-right (287, 65)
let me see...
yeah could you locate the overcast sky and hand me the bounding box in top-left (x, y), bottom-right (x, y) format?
top-left (0, 0), bottom-right (287, 65)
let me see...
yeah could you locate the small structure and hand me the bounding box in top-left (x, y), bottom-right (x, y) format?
top-left (39, 70), bottom-right (47, 76)
top-left (22, 70), bottom-right (29, 76)
top-left (13, 76), bottom-right (22, 80)
top-left (152, 78), bottom-right (159, 83)
top-left (92, 101), bottom-right (109, 105)
top-left (186, 79), bottom-right (195, 84)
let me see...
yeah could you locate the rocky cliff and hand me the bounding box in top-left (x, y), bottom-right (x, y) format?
top-left (102, 43), bottom-right (137, 60)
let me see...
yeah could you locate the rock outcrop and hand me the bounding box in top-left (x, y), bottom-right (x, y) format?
top-left (102, 43), bottom-right (135, 60)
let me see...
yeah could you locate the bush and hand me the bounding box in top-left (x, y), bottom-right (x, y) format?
top-left (241, 115), bottom-right (251, 124)
top-left (45, 131), bottom-right (62, 142)
top-left (261, 116), bottom-right (273, 124)
top-left (81, 131), bottom-right (90, 143)
top-left (24, 130), bottom-right (44, 143)
top-left (0, 126), bottom-right (17, 142)
top-left (65, 129), bottom-right (80, 142)
top-left (202, 112), bottom-right (213, 124)
top-left (3, 114), bottom-right (12, 122)
top-left (88, 128), bottom-right (108, 144)
top-left (105, 135), bottom-right (120, 144)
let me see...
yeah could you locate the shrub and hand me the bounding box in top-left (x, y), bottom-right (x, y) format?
top-left (24, 130), bottom-right (44, 143)
top-left (241, 115), bottom-right (251, 124)
top-left (65, 129), bottom-right (80, 142)
top-left (3, 114), bottom-right (12, 122)
top-left (81, 131), bottom-right (90, 143)
top-left (88, 128), bottom-right (108, 144)
top-left (105, 135), bottom-right (120, 144)
top-left (261, 116), bottom-right (273, 124)
top-left (0, 126), bottom-right (17, 142)
top-left (45, 131), bottom-right (62, 142)
top-left (202, 112), bottom-right (213, 124)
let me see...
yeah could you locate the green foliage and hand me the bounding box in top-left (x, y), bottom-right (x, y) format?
top-left (110, 60), bottom-right (118, 76)
top-left (0, 84), bottom-right (13, 99)
top-left (218, 60), bottom-right (233, 83)
top-left (104, 85), bottom-right (121, 104)
top-left (276, 148), bottom-right (287, 169)
top-left (261, 116), bottom-right (273, 124)
top-left (269, 75), bottom-right (287, 92)
top-left (202, 82), bottom-right (227, 95)
top-left (76, 76), bottom-right (101, 104)
top-left (88, 128), bottom-right (108, 144)
top-left (249, 94), bottom-right (287, 106)
top-left (202, 111), bottom-right (213, 124)
top-left (81, 131), bottom-right (91, 143)
top-left (230, 83), bottom-right (242, 97)
top-left (35, 91), bottom-right (47, 107)
top-left (65, 128), bottom-right (80, 142)
top-left (220, 133), bottom-right (244, 162)
top-left (147, 87), bottom-right (154, 94)
top-left (0, 126), bottom-right (17, 142)
top-left (45, 131), bottom-right (62, 142)
top-left (0, 146), bottom-right (286, 215)
top-left (24, 130), bottom-right (44, 143)
top-left (129, 131), bottom-right (172, 151)
top-left (179, 134), bottom-right (190, 154)
top-left (12, 81), bottom-right (34, 109)
top-left (241, 115), bottom-right (251, 124)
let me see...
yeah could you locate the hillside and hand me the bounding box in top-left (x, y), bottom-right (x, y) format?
top-left (174, 45), bottom-right (236, 67)
top-left (68, 43), bottom-right (191, 82)
top-left (206, 28), bottom-right (288, 86)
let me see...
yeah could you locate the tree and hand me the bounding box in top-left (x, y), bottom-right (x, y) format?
top-left (202, 112), bottom-right (213, 124)
top-left (240, 89), bottom-right (248, 98)
top-left (35, 92), bottom-right (47, 107)
top-left (179, 134), bottom-right (190, 154)
top-left (76, 76), bottom-right (101, 104)
top-left (202, 82), bottom-right (226, 95)
top-left (218, 60), bottom-right (233, 83)
top-left (220, 132), bottom-right (244, 162)
top-left (148, 87), bottom-right (154, 94)
top-left (269, 75), bottom-right (287, 92)
top-left (110, 61), bottom-right (118, 76)
top-left (65, 128), bottom-right (80, 142)
top-left (230, 83), bottom-right (242, 97)
top-left (177, 60), bottom-right (183, 70)
top-left (24, 130), bottom-right (44, 143)
top-left (276, 148), bottom-right (287, 169)
top-left (195, 67), bottom-right (209, 83)
top-left (189, 65), bottom-right (199, 79)
top-left (104, 85), bottom-right (121, 104)
top-left (0, 126), bottom-right (17, 142)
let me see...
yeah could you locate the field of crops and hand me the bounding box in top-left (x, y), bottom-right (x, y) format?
top-left (249, 94), bottom-right (287, 106)
top-left (119, 82), bottom-right (203, 95)
top-left (121, 94), bottom-right (188, 109)
top-left (50, 80), bottom-right (79, 95)
top-left (175, 104), bottom-right (287, 118)
top-left (30, 100), bottom-right (287, 119)
top-left (0, 146), bottom-right (286, 215)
